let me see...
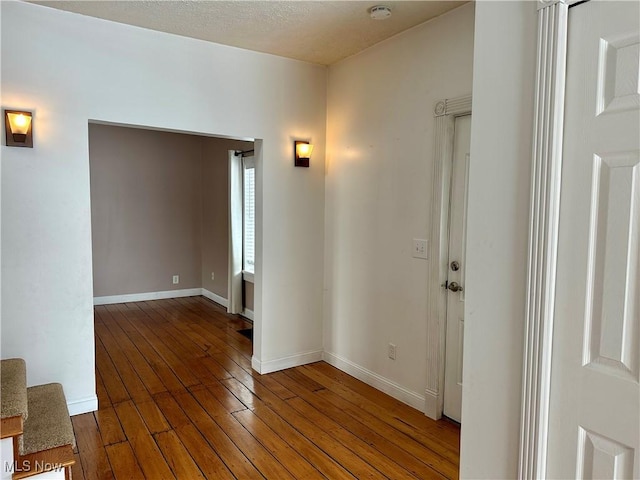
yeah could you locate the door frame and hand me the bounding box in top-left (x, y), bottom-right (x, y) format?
top-left (519, 0), bottom-right (583, 477)
top-left (425, 94), bottom-right (472, 420)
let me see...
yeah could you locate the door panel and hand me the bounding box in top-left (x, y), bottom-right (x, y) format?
top-left (547, 2), bottom-right (639, 478)
top-left (443, 114), bottom-right (471, 423)
top-left (586, 152), bottom-right (639, 382)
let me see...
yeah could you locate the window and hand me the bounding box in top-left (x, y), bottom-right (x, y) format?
top-left (243, 157), bottom-right (255, 276)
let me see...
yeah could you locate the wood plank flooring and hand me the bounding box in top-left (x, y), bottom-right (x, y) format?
top-left (73, 296), bottom-right (460, 479)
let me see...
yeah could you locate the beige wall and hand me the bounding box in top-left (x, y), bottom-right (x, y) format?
top-left (90, 124), bottom-right (204, 296)
top-left (244, 281), bottom-right (254, 311)
top-left (90, 124), bottom-right (252, 300)
top-left (200, 137), bottom-right (253, 299)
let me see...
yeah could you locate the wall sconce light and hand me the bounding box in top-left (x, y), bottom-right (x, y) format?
top-left (4, 110), bottom-right (33, 148)
top-left (294, 140), bottom-right (313, 167)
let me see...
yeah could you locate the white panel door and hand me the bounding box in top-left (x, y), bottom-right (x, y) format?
top-left (444, 114), bottom-right (471, 423)
top-left (547, 2), bottom-right (640, 478)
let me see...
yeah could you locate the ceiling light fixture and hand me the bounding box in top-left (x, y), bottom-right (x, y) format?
top-left (369, 5), bottom-right (392, 20)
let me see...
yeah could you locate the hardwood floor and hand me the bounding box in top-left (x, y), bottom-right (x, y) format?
top-left (73, 296), bottom-right (460, 479)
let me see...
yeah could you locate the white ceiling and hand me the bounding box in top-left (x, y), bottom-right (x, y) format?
top-left (31, 1), bottom-right (468, 65)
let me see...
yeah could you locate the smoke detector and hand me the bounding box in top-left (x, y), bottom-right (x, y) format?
top-left (369, 5), bottom-right (392, 20)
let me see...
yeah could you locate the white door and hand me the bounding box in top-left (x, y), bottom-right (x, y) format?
top-left (547, 1), bottom-right (640, 478)
top-left (443, 114), bottom-right (471, 423)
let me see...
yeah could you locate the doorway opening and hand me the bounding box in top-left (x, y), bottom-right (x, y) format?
top-left (87, 121), bottom-right (258, 351)
top-left (227, 147), bottom-right (256, 337)
top-left (426, 95), bottom-right (472, 422)
top-left (443, 114), bottom-right (471, 423)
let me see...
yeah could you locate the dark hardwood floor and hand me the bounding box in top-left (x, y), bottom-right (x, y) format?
top-left (72, 296), bottom-right (460, 479)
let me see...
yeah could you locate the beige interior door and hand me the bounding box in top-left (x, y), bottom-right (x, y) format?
top-left (443, 114), bottom-right (471, 423)
top-left (547, 1), bottom-right (639, 477)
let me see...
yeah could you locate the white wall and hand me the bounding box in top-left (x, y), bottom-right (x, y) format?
top-left (460, 1), bottom-right (537, 477)
top-left (324, 4), bottom-right (474, 406)
top-left (0, 1), bottom-right (326, 411)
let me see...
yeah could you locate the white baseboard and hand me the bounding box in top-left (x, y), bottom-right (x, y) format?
top-left (424, 388), bottom-right (442, 420)
top-left (201, 289), bottom-right (229, 308)
top-left (252, 356), bottom-right (262, 373)
top-left (242, 308), bottom-right (254, 321)
top-left (94, 288), bottom-right (202, 305)
top-left (252, 350), bottom-right (323, 374)
top-left (94, 288), bottom-right (230, 308)
top-left (67, 395), bottom-right (98, 416)
top-left (322, 351), bottom-right (425, 411)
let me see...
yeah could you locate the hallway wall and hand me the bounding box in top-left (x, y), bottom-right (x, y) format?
top-left (1, 1), bottom-right (326, 412)
top-left (324, 3), bottom-right (475, 405)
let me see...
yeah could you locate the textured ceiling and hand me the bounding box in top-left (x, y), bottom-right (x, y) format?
top-left (31, 1), bottom-right (468, 65)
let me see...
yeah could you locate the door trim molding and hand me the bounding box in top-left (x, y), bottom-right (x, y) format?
top-left (519, 0), bottom-right (569, 477)
top-left (425, 94), bottom-right (472, 420)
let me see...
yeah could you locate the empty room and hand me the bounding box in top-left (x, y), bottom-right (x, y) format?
top-left (1, 1), bottom-right (638, 479)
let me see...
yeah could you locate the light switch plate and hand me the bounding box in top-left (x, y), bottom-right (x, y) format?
top-left (412, 239), bottom-right (428, 259)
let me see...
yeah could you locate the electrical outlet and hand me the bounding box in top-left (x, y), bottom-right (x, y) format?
top-left (388, 343), bottom-right (397, 360)
top-left (172, 275), bottom-right (179, 285)
top-left (211, 272), bottom-right (215, 281)
top-left (412, 239), bottom-right (428, 259)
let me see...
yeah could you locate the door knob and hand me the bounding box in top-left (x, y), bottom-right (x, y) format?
top-left (448, 281), bottom-right (463, 292)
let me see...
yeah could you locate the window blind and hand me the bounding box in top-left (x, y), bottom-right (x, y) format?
top-left (243, 164), bottom-right (255, 273)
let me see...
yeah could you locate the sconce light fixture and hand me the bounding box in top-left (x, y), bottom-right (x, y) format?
top-left (294, 140), bottom-right (313, 167)
top-left (4, 110), bottom-right (33, 148)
